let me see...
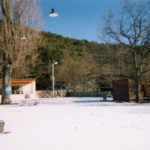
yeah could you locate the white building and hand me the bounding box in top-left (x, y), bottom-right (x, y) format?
top-left (0, 78), bottom-right (36, 102)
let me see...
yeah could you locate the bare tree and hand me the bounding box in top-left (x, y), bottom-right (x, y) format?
top-left (57, 50), bottom-right (98, 92)
top-left (0, 0), bottom-right (42, 104)
top-left (101, 0), bottom-right (150, 102)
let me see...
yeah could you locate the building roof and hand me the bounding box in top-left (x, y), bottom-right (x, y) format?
top-left (0, 78), bottom-right (36, 86)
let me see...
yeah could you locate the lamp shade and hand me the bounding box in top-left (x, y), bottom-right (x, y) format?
top-left (49, 8), bottom-right (58, 17)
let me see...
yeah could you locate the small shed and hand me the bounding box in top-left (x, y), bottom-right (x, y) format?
top-left (112, 79), bottom-right (132, 102)
top-left (112, 79), bottom-right (150, 102)
top-left (0, 78), bottom-right (36, 101)
top-left (141, 82), bottom-right (150, 97)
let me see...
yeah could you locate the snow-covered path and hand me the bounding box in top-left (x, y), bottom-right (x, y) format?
top-left (0, 97), bottom-right (150, 150)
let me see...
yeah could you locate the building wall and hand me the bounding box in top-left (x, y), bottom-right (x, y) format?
top-left (20, 81), bottom-right (36, 99)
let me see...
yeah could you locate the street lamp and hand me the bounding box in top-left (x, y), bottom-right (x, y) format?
top-left (49, 8), bottom-right (58, 17)
top-left (52, 60), bottom-right (58, 98)
top-left (49, 9), bottom-right (58, 97)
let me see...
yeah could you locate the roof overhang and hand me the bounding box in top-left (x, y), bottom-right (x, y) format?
top-left (0, 78), bottom-right (36, 86)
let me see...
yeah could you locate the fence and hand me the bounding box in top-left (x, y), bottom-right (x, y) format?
top-left (67, 91), bottom-right (110, 98)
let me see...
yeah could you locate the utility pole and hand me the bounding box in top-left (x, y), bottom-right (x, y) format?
top-left (52, 60), bottom-right (58, 98)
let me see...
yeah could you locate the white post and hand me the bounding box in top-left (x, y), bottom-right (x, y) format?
top-left (52, 61), bottom-right (55, 98)
top-left (52, 60), bottom-right (58, 98)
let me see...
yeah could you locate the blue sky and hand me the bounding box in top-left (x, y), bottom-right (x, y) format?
top-left (40, 0), bottom-right (146, 43)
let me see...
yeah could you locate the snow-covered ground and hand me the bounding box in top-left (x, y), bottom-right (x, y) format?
top-left (0, 97), bottom-right (150, 150)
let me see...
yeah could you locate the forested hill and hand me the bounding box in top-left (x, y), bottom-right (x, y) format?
top-left (34, 31), bottom-right (104, 90)
top-left (35, 31), bottom-right (150, 90)
top-left (1, 29), bottom-right (149, 91)
top-left (41, 31), bottom-right (101, 54)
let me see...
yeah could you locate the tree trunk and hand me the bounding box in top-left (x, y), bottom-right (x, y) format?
top-left (134, 78), bottom-right (141, 103)
top-left (132, 50), bottom-right (142, 103)
top-left (1, 59), bottom-right (12, 104)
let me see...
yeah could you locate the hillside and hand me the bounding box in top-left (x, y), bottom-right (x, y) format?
top-left (34, 32), bottom-right (103, 90)
top-left (0, 30), bottom-right (149, 91)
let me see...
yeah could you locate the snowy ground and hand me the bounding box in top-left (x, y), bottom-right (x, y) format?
top-left (0, 97), bottom-right (150, 150)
